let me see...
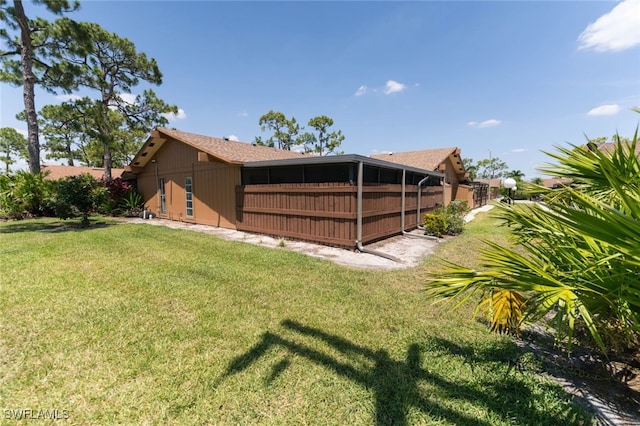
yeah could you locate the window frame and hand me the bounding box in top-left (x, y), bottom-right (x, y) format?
top-left (159, 178), bottom-right (166, 214)
top-left (185, 176), bottom-right (193, 217)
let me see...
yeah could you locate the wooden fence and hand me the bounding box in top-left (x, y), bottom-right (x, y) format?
top-left (236, 183), bottom-right (444, 248)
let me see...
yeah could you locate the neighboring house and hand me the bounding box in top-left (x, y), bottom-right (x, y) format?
top-left (474, 178), bottom-right (502, 200)
top-left (540, 141), bottom-right (640, 189)
top-left (42, 165), bottom-right (125, 181)
top-left (123, 128), bottom-right (444, 248)
top-left (541, 178), bottom-right (573, 189)
top-left (370, 147), bottom-right (475, 206)
top-left (592, 140), bottom-right (640, 157)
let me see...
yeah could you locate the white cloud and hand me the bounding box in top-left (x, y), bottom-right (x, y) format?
top-left (511, 148), bottom-right (528, 153)
top-left (162, 108), bottom-right (187, 121)
top-left (355, 85), bottom-right (368, 96)
top-left (467, 119), bottom-right (502, 129)
top-left (117, 93), bottom-right (138, 105)
top-left (227, 134), bottom-right (239, 141)
top-left (577, 0), bottom-right (640, 52)
top-left (238, 111), bottom-right (248, 117)
top-left (55, 94), bottom-right (82, 102)
top-left (587, 104), bottom-right (621, 116)
top-left (384, 80), bottom-right (406, 94)
top-left (107, 93), bottom-right (137, 110)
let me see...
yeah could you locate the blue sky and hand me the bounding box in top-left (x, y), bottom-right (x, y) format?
top-left (1, 0), bottom-right (639, 178)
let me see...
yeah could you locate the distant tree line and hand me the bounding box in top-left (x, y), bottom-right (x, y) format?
top-left (0, 0), bottom-right (177, 179)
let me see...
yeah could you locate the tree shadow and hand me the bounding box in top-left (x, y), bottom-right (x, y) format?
top-left (217, 319), bottom-right (592, 425)
top-left (0, 219), bottom-right (116, 233)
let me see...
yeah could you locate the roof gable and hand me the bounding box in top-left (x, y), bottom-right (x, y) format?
top-left (128, 128), bottom-right (306, 170)
top-left (370, 147), bottom-right (466, 178)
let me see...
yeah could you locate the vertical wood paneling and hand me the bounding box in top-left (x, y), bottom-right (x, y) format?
top-left (134, 137), bottom-right (240, 227)
top-left (236, 183), bottom-right (443, 248)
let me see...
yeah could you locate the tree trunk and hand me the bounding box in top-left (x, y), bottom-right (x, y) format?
top-left (66, 142), bottom-right (74, 166)
top-left (14, 0), bottom-right (41, 173)
top-left (103, 140), bottom-right (112, 181)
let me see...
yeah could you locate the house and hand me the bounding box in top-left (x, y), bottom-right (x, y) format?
top-left (591, 140), bottom-right (640, 157)
top-left (474, 178), bottom-right (502, 200)
top-left (123, 128), bottom-right (444, 248)
top-left (541, 178), bottom-right (573, 189)
top-left (370, 148), bottom-right (478, 206)
top-left (42, 165), bottom-right (126, 181)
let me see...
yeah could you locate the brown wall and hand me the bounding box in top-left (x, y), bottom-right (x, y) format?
top-left (441, 157), bottom-right (461, 205)
top-left (455, 185), bottom-right (474, 207)
top-left (236, 183), bottom-right (443, 248)
top-left (137, 138), bottom-right (240, 228)
top-left (134, 138), bottom-right (444, 247)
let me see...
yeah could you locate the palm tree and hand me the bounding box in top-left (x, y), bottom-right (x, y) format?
top-left (425, 128), bottom-right (640, 354)
top-left (506, 170), bottom-right (525, 179)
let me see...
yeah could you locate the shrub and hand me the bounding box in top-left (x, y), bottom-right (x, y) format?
top-left (423, 213), bottom-right (446, 237)
top-left (102, 177), bottom-right (144, 216)
top-left (425, 126), bottom-right (640, 355)
top-left (0, 171), bottom-right (55, 219)
top-left (121, 191), bottom-right (144, 216)
top-left (54, 174), bottom-right (107, 227)
top-left (434, 200), bottom-right (469, 235)
top-left (102, 177), bottom-right (132, 215)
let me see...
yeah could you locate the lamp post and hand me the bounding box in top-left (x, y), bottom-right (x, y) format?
top-left (503, 178), bottom-right (516, 205)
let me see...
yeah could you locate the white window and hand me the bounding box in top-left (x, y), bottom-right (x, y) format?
top-left (159, 178), bottom-right (166, 213)
top-left (185, 177), bottom-right (193, 217)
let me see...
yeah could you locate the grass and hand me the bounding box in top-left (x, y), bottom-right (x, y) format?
top-left (0, 211), bottom-right (594, 424)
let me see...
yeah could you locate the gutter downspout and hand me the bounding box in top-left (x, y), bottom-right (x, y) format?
top-left (402, 170), bottom-right (439, 241)
top-left (416, 175), bottom-right (430, 229)
top-left (356, 161), bottom-right (400, 262)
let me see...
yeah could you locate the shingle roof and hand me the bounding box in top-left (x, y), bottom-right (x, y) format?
top-left (370, 147), bottom-right (459, 171)
top-left (475, 178), bottom-right (503, 188)
top-left (595, 141), bottom-right (640, 156)
top-left (42, 165), bottom-right (125, 180)
top-left (156, 128), bottom-right (306, 164)
top-left (542, 178), bottom-right (573, 188)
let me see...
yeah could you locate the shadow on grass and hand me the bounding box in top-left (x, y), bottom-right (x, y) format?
top-left (218, 319), bottom-right (592, 425)
top-left (0, 218), bottom-right (117, 233)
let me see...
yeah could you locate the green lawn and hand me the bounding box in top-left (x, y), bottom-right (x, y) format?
top-left (0, 212), bottom-right (594, 424)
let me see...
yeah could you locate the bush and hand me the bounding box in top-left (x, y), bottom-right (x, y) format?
top-left (0, 171), bottom-right (55, 219)
top-left (121, 190), bottom-right (144, 216)
top-left (423, 213), bottom-right (446, 237)
top-left (54, 174), bottom-right (107, 227)
top-left (434, 200), bottom-right (469, 235)
top-left (426, 127), bottom-right (640, 355)
top-left (102, 177), bottom-right (143, 216)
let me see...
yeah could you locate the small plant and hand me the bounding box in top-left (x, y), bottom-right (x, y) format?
top-left (433, 200), bottom-right (469, 236)
top-left (423, 213), bottom-right (446, 237)
top-left (122, 191), bottom-right (144, 216)
top-left (277, 237), bottom-right (286, 248)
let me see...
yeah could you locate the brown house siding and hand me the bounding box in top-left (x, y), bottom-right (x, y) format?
top-left (137, 138), bottom-right (240, 228)
top-left (128, 129), bottom-right (449, 249)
